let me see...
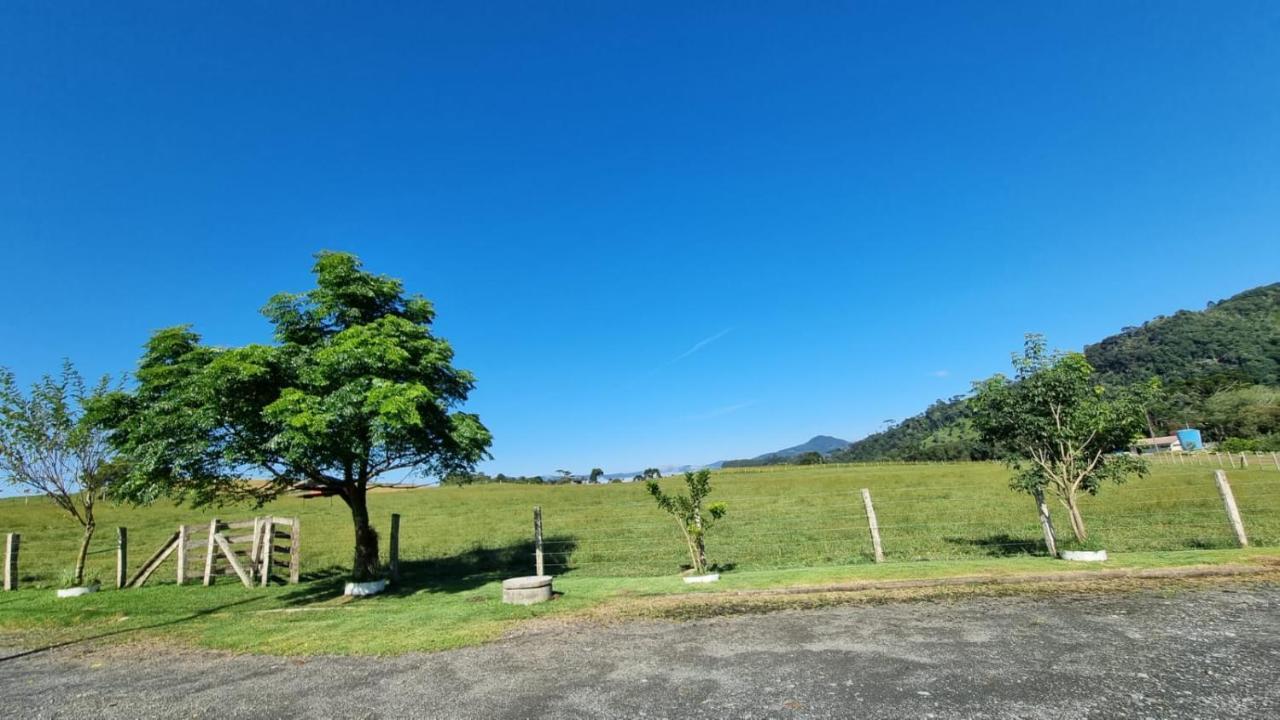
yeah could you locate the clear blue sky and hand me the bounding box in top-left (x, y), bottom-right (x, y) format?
top-left (1, 3), bottom-right (1277, 478)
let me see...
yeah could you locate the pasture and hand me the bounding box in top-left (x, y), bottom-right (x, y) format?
top-left (2, 460), bottom-right (1278, 654)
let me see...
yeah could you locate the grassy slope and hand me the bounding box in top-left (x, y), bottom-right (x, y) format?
top-left (1, 461), bottom-right (1278, 655)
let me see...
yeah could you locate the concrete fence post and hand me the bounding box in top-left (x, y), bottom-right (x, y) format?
top-left (1214, 470), bottom-right (1248, 548)
top-left (3, 533), bottom-right (18, 591)
top-left (861, 489), bottom-right (885, 563)
top-left (534, 506), bottom-right (544, 576)
top-left (1033, 488), bottom-right (1058, 558)
top-left (115, 527), bottom-right (128, 589)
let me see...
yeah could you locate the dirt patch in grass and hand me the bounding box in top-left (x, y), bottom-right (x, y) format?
top-left (511, 564), bottom-right (1280, 633)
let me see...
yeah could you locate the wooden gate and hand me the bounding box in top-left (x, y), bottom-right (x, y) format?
top-left (126, 516), bottom-right (299, 589)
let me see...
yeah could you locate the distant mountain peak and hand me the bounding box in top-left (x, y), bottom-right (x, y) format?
top-left (715, 435), bottom-right (850, 468)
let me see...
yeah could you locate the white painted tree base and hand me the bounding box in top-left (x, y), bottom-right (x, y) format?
top-left (56, 584), bottom-right (99, 598)
top-left (1060, 550), bottom-right (1108, 562)
top-left (344, 579), bottom-right (388, 596)
top-left (683, 573), bottom-right (720, 584)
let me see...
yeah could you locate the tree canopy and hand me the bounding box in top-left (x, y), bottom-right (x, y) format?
top-left (971, 335), bottom-right (1151, 542)
top-left (0, 361), bottom-right (116, 586)
top-left (97, 252), bottom-right (491, 580)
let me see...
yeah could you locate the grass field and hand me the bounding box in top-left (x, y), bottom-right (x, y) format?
top-left (4, 460), bottom-right (1278, 585)
top-left (2, 460), bottom-right (1278, 655)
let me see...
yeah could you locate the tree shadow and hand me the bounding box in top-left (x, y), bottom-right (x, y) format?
top-left (1186, 537), bottom-right (1234, 550)
top-left (275, 535), bottom-right (578, 605)
top-left (0, 596), bottom-right (268, 664)
top-left (944, 534), bottom-right (1047, 557)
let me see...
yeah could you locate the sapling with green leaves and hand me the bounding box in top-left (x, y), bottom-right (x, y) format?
top-left (646, 469), bottom-right (726, 575)
top-left (0, 362), bottom-right (117, 587)
top-left (971, 335), bottom-right (1153, 543)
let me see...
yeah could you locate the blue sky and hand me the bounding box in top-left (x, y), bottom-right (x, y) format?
top-left (1, 3), bottom-right (1277, 478)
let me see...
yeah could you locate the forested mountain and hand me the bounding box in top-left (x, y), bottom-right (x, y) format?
top-left (826, 283), bottom-right (1280, 463)
top-left (720, 435), bottom-right (849, 468)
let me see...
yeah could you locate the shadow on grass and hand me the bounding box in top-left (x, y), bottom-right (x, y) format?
top-left (944, 533), bottom-right (1046, 557)
top-left (275, 534), bottom-right (579, 605)
top-left (0, 596), bottom-right (268, 664)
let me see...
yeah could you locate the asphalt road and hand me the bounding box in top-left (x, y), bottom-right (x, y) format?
top-left (3, 586), bottom-right (1279, 719)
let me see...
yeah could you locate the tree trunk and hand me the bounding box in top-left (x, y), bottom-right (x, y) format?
top-left (73, 522), bottom-right (95, 587)
top-left (691, 511), bottom-right (707, 574)
top-left (1064, 493), bottom-right (1087, 542)
top-left (346, 490), bottom-right (381, 582)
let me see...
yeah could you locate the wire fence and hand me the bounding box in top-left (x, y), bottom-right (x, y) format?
top-left (388, 466), bottom-right (1280, 579)
top-left (5, 463), bottom-right (1279, 588)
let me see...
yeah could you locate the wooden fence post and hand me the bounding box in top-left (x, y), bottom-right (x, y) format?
top-left (3, 533), bottom-right (18, 591)
top-left (115, 527), bottom-right (128, 589)
top-left (176, 524), bottom-right (189, 585)
top-left (203, 517), bottom-right (219, 586)
top-left (1213, 470), bottom-right (1248, 547)
top-left (259, 517), bottom-right (274, 587)
top-left (289, 517), bottom-right (301, 585)
top-left (861, 489), bottom-right (885, 563)
top-left (1033, 488), bottom-right (1058, 558)
top-left (249, 517), bottom-right (263, 581)
top-left (388, 514), bottom-right (400, 583)
top-left (533, 506), bottom-right (544, 576)
top-left (1240, 453), bottom-right (1249, 468)
top-left (1272, 451), bottom-right (1279, 471)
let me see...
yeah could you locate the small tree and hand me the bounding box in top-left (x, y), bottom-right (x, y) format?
top-left (646, 469), bottom-right (726, 575)
top-left (971, 335), bottom-right (1152, 542)
top-left (0, 362), bottom-right (116, 586)
top-left (96, 252), bottom-right (491, 581)
top-left (589, 467), bottom-right (604, 484)
top-left (795, 451), bottom-right (824, 465)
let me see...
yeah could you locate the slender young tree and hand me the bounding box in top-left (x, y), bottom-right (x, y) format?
top-left (96, 252), bottom-right (491, 581)
top-left (971, 335), bottom-right (1152, 542)
top-left (0, 362), bottom-right (116, 586)
top-left (646, 469), bottom-right (726, 575)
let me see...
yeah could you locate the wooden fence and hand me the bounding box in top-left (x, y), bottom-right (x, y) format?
top-left (125, 516), bottom-right (300, 589)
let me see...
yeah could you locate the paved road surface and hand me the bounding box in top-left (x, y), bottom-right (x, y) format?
top-left (3, 587), bottom-right (1279, 718)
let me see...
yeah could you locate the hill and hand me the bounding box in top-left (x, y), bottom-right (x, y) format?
top-left (830, 282), bottom-right (1280, 462)
top-left (719, 435), bottom-right (849, 468)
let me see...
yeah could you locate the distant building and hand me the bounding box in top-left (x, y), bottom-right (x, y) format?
top-left (1133, 435), bottom-right (1183, 454)
top-left (1175, 428), bottom-right (1204, 451)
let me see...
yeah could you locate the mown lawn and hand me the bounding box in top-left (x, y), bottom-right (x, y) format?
top-left (2, 548), bottom-right (1279, 656)
top-left (1, 460), bottom-right (1277, 655)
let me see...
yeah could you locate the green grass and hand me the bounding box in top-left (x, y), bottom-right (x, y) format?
top-left (2, 548), bottom-right (1277, 656)
top-left (1, 460), bottom-right (1278, 655)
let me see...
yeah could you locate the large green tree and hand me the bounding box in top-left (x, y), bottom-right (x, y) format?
top-left (0, 362), bottom-right (116, 587)
top-left (971, 335), bottom-right (1152, 543)
top-left (98, 252), bottom-right (491, 580)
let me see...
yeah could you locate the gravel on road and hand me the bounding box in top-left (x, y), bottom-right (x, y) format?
top-left (2, 586), bottom-right (1278, 719)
